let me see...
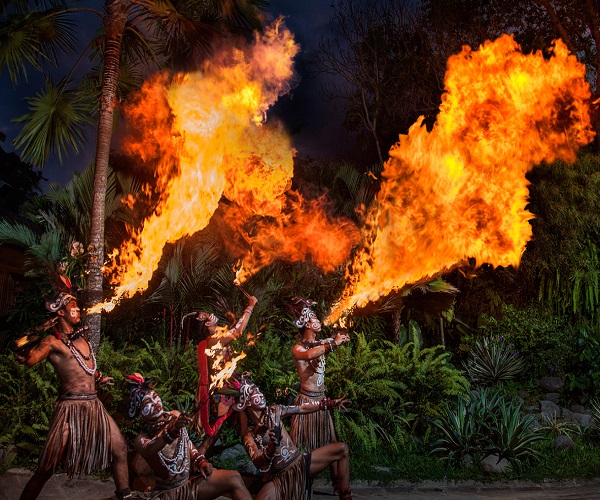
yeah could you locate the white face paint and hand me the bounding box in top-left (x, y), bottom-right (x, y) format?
top-left (63, 301), bottom-right (81, 326)
top-left (250, 387), bottom-right (267, 409)
top-left (141, 391), bottom-right (163, 420)
top-left (306, 316), bottom-right (321, 333)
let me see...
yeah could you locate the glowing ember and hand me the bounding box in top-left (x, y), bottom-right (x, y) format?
top-left (327, 35), bottom-right (594, 324)
top-left (92, 20), bottom-right (300, 312)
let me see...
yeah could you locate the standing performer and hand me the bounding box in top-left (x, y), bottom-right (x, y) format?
top-left (191, 295), bottom-right (258, 438)
top-left (14, 291), bottom-right (131, 500)
top-left (126, 373), bottom-right (252, 500)
top-left (229, 372), bottom-right (353, 500)
top-left (289, 297), bottom-right (350, 495)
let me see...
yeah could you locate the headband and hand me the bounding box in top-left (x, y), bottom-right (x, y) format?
top-left (45, 292), bottom-right (76, 313)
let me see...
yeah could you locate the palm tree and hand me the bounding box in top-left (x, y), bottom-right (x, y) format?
top-left (1, 0), bottom-right (266, 347)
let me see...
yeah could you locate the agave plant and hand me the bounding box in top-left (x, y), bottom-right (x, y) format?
top-left (430, 395), bottom-right (481, 462)
top-left (488, 401), bottom-right (545, 466)
top-left (431, 388), bottom-right (544, 466)
top-left (465, 337), bottom-right (525, 386)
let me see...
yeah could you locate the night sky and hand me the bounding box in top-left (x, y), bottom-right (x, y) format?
top-left (0, 1), bottom-right (359, 190)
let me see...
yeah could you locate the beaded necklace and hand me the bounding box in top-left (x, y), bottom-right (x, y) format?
top-left (57, 327), bottom-right (97, 376)
top-left (158, 429), bottom-right (189, 475)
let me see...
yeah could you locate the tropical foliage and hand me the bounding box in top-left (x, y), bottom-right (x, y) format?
top-left (431, 388), bottom-right (545, 467)
top-left (464, 337), bottom-right (525, 386)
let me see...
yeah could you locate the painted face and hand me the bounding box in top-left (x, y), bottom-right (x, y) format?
top-left (249, 386), bottom-right (267, 410)
top-left (205, 320), bottom-right (217, 335)
top-left (140, 390), bottom-right (163, 420)
top-left (306, 316), bottom-right (322, 333)
top-left (61, 301), bottom-right (81, 326)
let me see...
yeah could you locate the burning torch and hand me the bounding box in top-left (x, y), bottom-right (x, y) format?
top-left (233, 261), bottom-right (252, 300)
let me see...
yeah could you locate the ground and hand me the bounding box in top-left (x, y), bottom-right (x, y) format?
top-left (2, 469), bottom-right (600, 499)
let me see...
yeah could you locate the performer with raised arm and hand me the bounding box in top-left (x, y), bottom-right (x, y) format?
top-left (189, 295), bottom-right (258, 438)
top-left (289, 297), bottom-right (350, 495)
top-left (14, 291), bottom-right (131, 500)
top-left (126, 373), bottom-right (252, 500)
top-left (229, 372), bottom-right (353, 500)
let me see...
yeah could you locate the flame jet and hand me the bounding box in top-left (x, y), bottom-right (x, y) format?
top-left (327, 35), bottom-right (595, 325)
top-left (91, 20), bottom-right (300, 312)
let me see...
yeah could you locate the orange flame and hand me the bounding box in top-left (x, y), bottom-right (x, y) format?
top-left (221, 191), bottom-right (361, 283)
top-left (90, 20), bottom-right (300, 313)
top-left (206, 326), bottom-right (247, 391)
top-left (327, 35), bottom-right (594, 324)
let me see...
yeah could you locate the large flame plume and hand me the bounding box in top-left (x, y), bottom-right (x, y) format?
top-left (219, 191), bottom-right (361, 283)
top-left (91, 21), bottom-right (300, 312)
top-left (327, 35), bottom-right (594, 324)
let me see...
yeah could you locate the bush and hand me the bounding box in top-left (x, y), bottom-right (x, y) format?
top-left (465, 337), bottom-right (525, 386)
top-left (326, 331), bottom-right (469, 452)
top-left (480, 304), bottom-right (577, 380)
top-left (431, 388), bottom-right (545, 467)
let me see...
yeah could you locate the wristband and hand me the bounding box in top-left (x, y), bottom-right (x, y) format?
top-left (244, 306), bottom-right (254, 315)
top-left (94, 370), bottom-right (103, 381)
top-left (319, 397), bottom-right (332, 411)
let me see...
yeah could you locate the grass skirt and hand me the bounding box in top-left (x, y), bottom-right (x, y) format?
top-left (269, 453), bottom-right (310, 500)
top-left (290, 392), bottom-right (336, 452)
top-left (38, 396), bottom-right (112, 477)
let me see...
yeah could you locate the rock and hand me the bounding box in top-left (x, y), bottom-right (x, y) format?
top-left (544, 393), bottom-right (560, 404)
top-left (526, 406), bottom-right (540, 415)
top-left (219, 443), bottom-right (247, 461)
top-left (462, 454), bottom-right (473, 469)
top-left (528, 419), bottom-right (542, 430)
top-left (538, 377), bottom-right (564, 393)
top-left (540, 400), bottom-right (561, 418)
top-left (571, 404), bottom-right (586, 414)
top-left (481, 454), bottom-right (509, 474)
top-left (561, 408), bottom-right (574, 421)
top-left (517, 390), bottom-right (530, 400)
top-left (372, 466), bottom-right (393, 473)
top-left (236, 458), bottom-right (258, 475)
top-left (553, 435), bottom-right (575, 451)
top-left (571, 413), bottom-right (592, 427)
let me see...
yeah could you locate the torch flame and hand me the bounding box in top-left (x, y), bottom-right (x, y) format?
top-left (327, 35), bottom-right (594, 324)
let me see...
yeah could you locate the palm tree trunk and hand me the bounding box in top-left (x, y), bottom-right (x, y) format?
top-left (87, 0), bottom-right (128, 350)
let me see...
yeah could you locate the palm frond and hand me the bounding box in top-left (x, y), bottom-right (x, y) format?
top-left (12, 77), bottom-right (95, 166)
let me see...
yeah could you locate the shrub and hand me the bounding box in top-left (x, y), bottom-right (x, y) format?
top-left (479, 305), bottom-right (577, 380)
top-left (326, 331), bottom-right (469, 452)
top-left (465, 337), bottom-right (525, 386)
top-left (431, 388), bottom-right (545, 467)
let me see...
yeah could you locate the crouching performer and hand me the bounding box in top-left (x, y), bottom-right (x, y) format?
top-left (126, 373), bottom-right (252, 500)
top-left (15, 292), bottom-right (130, 500)
top-left (229, 372), bottom-right (353, 500)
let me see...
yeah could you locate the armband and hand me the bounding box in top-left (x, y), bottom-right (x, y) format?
top-left (324, 340), bottom-right (336, 353)
top-left (319, 397), bottom-right (332, 411)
